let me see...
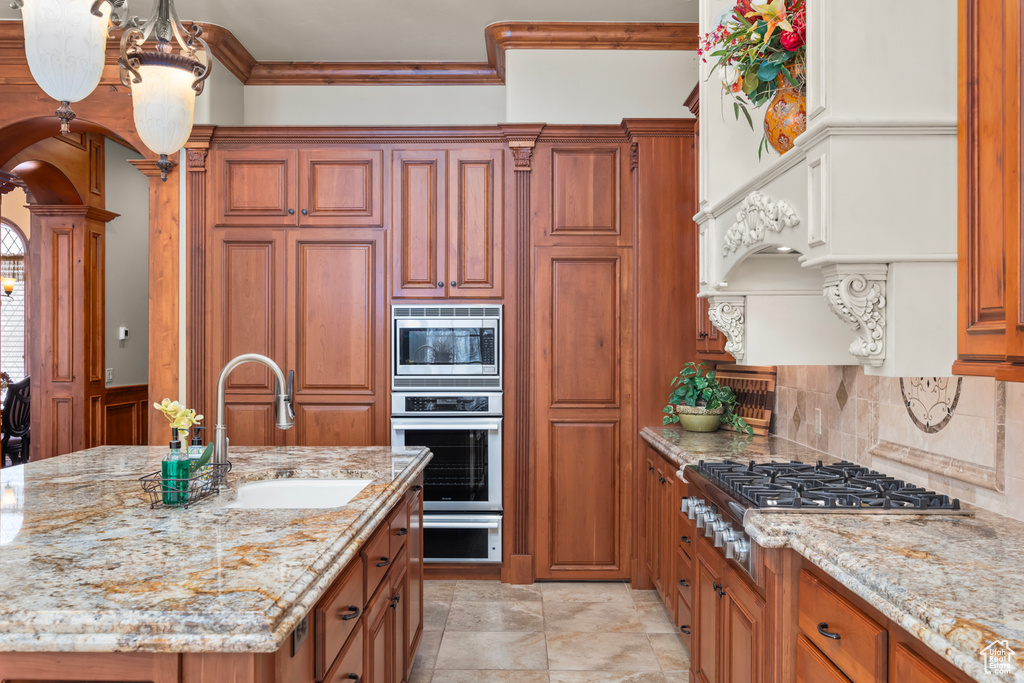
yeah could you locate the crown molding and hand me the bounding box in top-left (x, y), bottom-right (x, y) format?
top-left (0, 19), bottom-right (697, 87)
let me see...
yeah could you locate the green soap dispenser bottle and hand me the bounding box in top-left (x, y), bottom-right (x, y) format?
top-left (161, 429), bottom-right (189, 506)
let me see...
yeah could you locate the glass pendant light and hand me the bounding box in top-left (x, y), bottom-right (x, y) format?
top-left (117, 0), bottom-right (211, 181)
top-left (13, 0), bottom-right (211, 180)
top-left (12, 0), bottom-right (113, 134)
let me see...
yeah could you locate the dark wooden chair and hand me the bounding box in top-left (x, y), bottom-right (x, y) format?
top-left (1, 376), bottom-right (30, 467)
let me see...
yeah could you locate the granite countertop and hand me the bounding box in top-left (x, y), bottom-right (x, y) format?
top-left (0, 445), bottom-right (431, 654)
top-left (642, 424), bottom-right (1024, 683)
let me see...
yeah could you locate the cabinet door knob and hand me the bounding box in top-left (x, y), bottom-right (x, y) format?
top-left (450, 281), bottom-right (456, 287)
top-left (817, 622), bottom-right (841, 640)
top-left (340, 605), bottom-right (360, 621)
top-left (397, 527), bottom-right (409, 536)
top-left (377, 556), bottom-right (391, 568)
top-left (301, 208), bottom-right (308, 215)
top-left (437, 281), bottom-right (444, 288)
top-left (288, 208), bottom-right (295, 215)
top-left (680, 625), bottom-right (691, 635)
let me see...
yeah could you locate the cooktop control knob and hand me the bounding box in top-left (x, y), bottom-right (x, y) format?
top-left (690, 502), bottom-right (708, 524)
top-left (705, 517), bottom-right (725, 538)
top-left (680, 496), bottom-right (700, 515)
top-left (726, 537), bottom-right (750, 564)
top-left (696, 508), bottom-right (715, 530)
top-left (714, 523), bottom-right (733, 548)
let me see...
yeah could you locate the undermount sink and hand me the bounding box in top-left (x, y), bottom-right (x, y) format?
top-left (224, 478), bottom-right (374, 509)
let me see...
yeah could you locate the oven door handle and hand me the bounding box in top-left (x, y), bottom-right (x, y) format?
top-left (392, 419), bottom-right (501, 431)
top-left (424, 520), bottom-right (501, 530)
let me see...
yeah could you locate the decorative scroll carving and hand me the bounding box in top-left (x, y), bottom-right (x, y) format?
top-left (511, 145), bottom-right (534, 170)
top-left (722, 190), bottom-right (800, 256)
top-left (823, 264), bottom-right (888, 368)
top-left (707, 296), bottom-right (746, 363)
top-left (186, 147), bottom-right (209, 169)
top-left (630, 142), bottom-right (639, 170)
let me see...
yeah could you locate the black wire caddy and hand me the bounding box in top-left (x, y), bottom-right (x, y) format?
top-left (139, 462), bottom-right (232, 509)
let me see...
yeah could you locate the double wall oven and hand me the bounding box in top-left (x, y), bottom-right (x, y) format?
top-left (391, 306), bottom-right (503, 563)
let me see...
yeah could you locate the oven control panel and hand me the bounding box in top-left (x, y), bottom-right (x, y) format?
top-left (407, 396), bottom-right (489, 412)
top-left (392, 392), bottom-right (503, 416)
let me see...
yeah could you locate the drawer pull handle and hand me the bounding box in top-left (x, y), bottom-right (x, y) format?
top-left (412, 485), bottom-right (423, 491)
top-left (347, 675), bottom-right (360, 682)
top-left (648, 464), bottom-right (654, 471)
top-left (817, 622), bottom-right (841, 640)
top-left (680, 625), bottom-right (691, 635)
top-left (680, 536), bottom-right (691, 544)
top-left (390, 594), bottom-right (401, 609)
top-left (340, 606), bottom-right (360, 621)
top-left (679, 579), bottom-right (689, 587)
top-left (377, 556), bottom-right (391, 568)
top-left (396, 528), bottom-right (409, 536)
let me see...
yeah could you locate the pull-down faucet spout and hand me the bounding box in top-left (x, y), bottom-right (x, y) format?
top-left (212, 354), bottom-right (294, 484)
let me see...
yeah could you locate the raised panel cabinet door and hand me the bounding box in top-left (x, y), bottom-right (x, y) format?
top-left (392, 149), bottom-right (447, 299)
top-left (364, 580), bottom-right (394, 683)
top-left (551, 147), bottom-right (621, 238)
top-left (220, 402), bottom-right (283, 447)
top-left (293, 402), bottom-right (376, 446)
top-left (287, 233), bottom-right (383, 394)
top-left (956, 0), bottom-right (1017, 373)
top-left (391, 553), bottom-right (409, 683)
top-left (447, 147), bottom-right (504, 298)
top-left (694, 543), bottom-right (723, 683)
top-left (208, 230), bottom-right (287, 407)
top-left (214, 148), bottom-right (298, 226)
top-left (722, 565), bottom-right (766, 683)
top-left (299, 148), bottom-right (385, 227)
top-left (538, 249), bottom-right (631, 408)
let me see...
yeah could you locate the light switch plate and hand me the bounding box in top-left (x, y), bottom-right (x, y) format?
top-left (105, 368), bottom-right (113, 384)
top-left (815, 408), bottom-right (822, 434)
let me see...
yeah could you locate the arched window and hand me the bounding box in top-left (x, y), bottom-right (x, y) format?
top-left (0, 221), bottom-right (26, 397)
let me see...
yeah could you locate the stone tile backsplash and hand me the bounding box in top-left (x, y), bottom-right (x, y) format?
top-left (772, 366), bottom-right (1024, 521)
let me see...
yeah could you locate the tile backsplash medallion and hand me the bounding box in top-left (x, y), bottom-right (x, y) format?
top-left (772, 366), bottom-right (1024, 521)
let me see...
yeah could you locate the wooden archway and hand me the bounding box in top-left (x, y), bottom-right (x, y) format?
top-left (0, 85), bottom-right (180, 445)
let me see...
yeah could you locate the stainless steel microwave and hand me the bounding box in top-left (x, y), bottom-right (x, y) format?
top-left (391, 305), bottom-right (502, 390)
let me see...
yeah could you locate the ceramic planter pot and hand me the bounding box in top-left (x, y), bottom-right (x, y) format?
top-left (764, 74), bottom-right (806, 154)
top-left (674, 404), bottom-right (725, 433)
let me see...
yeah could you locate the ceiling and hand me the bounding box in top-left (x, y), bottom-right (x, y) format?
top-left (0, 1), bottom-right (697, 62)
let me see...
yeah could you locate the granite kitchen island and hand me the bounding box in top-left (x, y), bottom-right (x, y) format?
top-left (0, 444), bottom-right (430, 681)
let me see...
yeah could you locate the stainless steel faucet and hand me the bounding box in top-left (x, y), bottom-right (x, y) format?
top-left (213, 354), bottom-right (295, 485)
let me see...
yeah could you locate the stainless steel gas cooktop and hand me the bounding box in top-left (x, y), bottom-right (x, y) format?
top-left (688, 459), bottom-right (972, 515)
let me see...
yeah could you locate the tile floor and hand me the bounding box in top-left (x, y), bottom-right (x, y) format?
top-left (411, 580), bottom-right (691, 682)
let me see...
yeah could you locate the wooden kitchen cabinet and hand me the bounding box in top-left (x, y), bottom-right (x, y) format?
top-left (955, 0), bottom-right (1024, 380)
top-left (206, 227), bottom-right (388, 447)
top-left (214, 147), bottom-right (385, 228)
top-left (693, 526), bottom-right (767, 683)
top-left (391, 146), bottom-right (504, 299)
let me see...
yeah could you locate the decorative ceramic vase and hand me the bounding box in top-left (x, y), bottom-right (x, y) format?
top-left (763, 74), bottom-right (806, 155)
top-left (675, 404), bottom-right (725, 433)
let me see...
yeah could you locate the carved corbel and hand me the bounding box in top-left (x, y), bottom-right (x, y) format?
top-left (723, 190), bottom-right (800, 256)
top-left (707, 296), bottom-right (746, 363)
top-left (822, 264), bottom-right (888, 368)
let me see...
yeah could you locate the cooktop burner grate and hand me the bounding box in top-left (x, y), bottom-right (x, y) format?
top-left (697, 459), bottom-right (964, 512)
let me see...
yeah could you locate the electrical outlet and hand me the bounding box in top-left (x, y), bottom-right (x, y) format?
top-left (815, 408), bottom-right (822, 434)
top-left (105, 368), bottom-right (114, 384)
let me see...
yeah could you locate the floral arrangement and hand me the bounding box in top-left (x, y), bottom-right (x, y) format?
top-left (698, 0), bottom-right (806, 149)
top-left (154, 399), bottom-right (203, 433)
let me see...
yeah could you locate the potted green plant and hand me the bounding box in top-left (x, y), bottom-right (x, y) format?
top-left (663, 362), bottom-right (753, 434)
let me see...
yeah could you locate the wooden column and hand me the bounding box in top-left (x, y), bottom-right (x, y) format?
top-left (129, 160), bottom-right (180, 444)
top-left (501, 124), bottom-right (544, 584)
top-left (184, 127), bottom-right (215, 414)
top-left (28, 205), bottom-right (116, 458)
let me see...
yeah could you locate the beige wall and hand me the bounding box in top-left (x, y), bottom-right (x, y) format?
top-left (1, 188), bottom-right (30, 239)
top-left (104, 139), bottom-right (149, 388)
top-left (774, 366), bottom-right (1024, 521)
